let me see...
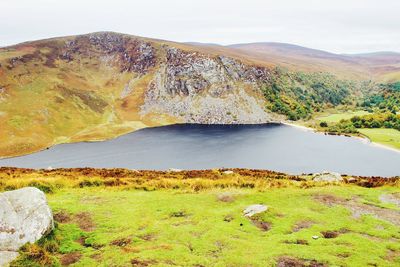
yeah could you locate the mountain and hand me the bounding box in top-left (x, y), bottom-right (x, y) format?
top-left (226, 42), bottom-right (400, 81)
top-left (345, 52), bottom-right (400, 81)
top-left (0, 32), bottom-right (279, 157)
top-left (0, 32), bottom-right (398, 157)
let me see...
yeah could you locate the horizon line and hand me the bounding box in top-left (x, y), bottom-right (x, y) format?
top-left (2, 31), bottom-right (400, 56)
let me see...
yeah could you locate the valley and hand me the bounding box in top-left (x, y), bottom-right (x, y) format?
top-left (1, 32), bottom-right (400, 159)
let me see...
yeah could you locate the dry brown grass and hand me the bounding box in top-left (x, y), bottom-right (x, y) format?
top-left (292, 220), bottom-right (315, 233)
top-left (0, 167), bottom-right (398, 194)
top-left (74, 212), bottom-right (95, 232)
top-left (276, 256), bottom-right (327, 267)
top-left (110, 237), bottom-right (132, 247)
top-left (53, 210), bottom-right (95, 231)
top-left (130, 258), bottom-right (158, 267)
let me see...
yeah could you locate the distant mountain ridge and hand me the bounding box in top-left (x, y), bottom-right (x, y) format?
top-left (237, 42), bottom-right (400, 81)
top-left (183, 41), bottom-right (400, 81)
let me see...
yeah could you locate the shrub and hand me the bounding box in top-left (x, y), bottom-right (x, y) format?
top-left (27, 181), bottom-right (54, 194)
top-left (77, 179), bottom-right (103, 188)
top-left (319, 121), bottom-right (328, 127)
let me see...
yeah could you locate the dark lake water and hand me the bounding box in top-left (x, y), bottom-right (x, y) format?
top-left (1, 124), bottom-right (399, 177)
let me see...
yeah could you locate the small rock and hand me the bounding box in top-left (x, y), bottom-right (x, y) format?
top-left (347, 177), bottom-right (357, 183)
top-left (243, 204), bottom-right (268, 217)
top-left (312, 171), bottom-right (343, 182)
top-left (222, 170), bottom-right (234, 175)
top-left (168, 168), bottom-right (182, 172)
top-left (0, 187), bottom-right (54, 266)
top-left (312, 235), bottom-right (319, 240)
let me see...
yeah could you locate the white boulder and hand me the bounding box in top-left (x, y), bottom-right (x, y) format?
top-left (312, 171), bottom-right (343, 182)
top-left (168, 168), bottom-right (182, 172)
top-left (0, 187), bottom-right (54, 266)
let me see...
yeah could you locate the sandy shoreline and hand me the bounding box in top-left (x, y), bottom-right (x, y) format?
top-left (367, 140), bottom-right (400, 154)
top-left (281, 122), bottom-right (315, 132)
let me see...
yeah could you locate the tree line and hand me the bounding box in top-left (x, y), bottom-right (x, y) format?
top-left (320, 112), bottom-right (400, 134)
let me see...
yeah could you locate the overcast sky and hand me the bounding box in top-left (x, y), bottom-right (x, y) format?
top-left (1, 0), bottom-right (399, 53)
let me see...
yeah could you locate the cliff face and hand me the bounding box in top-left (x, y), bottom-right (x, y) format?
top-left (141, 47), bottom-right (273, 124)
top-left (0, 32), bottom-right (277, 157)
top-left (71, 33), bottom-right (275, 123)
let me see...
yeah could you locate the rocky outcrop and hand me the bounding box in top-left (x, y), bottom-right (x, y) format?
top-left (312, 171), bottom-right (343, 182)
top-left (0, 187), bottom-right (54, 266)
top-left (140, 47), bottom-right (274, 124)
top-left (67, 33), bottom-right (157, 74)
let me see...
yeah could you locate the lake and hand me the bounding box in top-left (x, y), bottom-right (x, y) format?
top-left (1, 124), bottom-right (399, 177)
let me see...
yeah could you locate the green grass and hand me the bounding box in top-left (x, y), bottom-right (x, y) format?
top-left (359, 128), bottom-right (400, 150)
top-left (316, 110), bottom-right (370, 123)
top-left (10, 185), bottom-right (400, 267)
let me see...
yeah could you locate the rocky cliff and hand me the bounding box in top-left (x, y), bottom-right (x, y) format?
top-left (141, 47), bottom-right (273, 124)
top-left (63, 32), bottom-right (276, 123)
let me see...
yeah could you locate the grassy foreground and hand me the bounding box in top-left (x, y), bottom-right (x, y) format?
top-left (0, 168), bottom-right (399, 267)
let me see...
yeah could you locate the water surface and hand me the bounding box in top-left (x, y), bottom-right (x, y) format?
top-left (1, 124), bottom-right (399, 177)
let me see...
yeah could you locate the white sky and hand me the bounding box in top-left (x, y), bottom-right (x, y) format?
top-left (1, 0), bottom-right (399, 53)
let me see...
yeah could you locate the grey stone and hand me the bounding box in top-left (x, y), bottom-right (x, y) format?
top-left (243, 204), bottom-right (268, 217)
top-left (312, 171), bottom-right (343, 182)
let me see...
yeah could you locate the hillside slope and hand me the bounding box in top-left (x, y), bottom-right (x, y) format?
top-left (0, 32), bottom-right (280, 157)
